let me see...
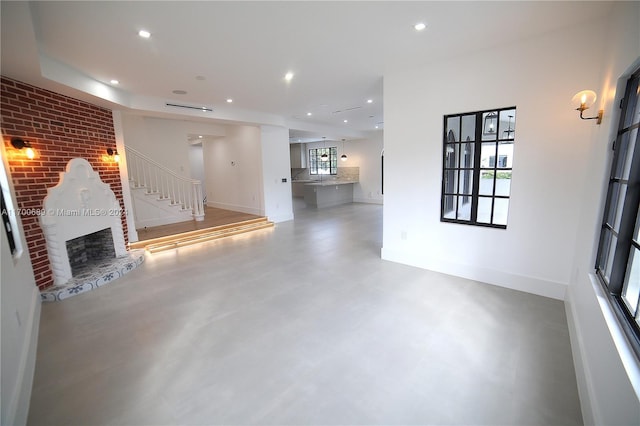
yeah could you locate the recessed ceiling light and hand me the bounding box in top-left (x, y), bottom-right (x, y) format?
top-left (198, 135), bottom-right (203, 139)
top-left (284, 72), bottom-right (294, 81)
top-left (343, 119), bottom-right (348, 123)
top-left (110, 79), bottom-right (119, 85)
top-left (138, 29), bottom-right (151, 38)
top-left (226, 98), bottom-right (233, 103)
top-left (375, 125), bottom-right (379, 129)
top-left (172, 90), bottom-right (187, 95)
top-left (414, 22), bottom-right (427, 31)
top-left (307, 112), bottom-right (312, 116)
top-left (195, 75), bottom-right (206, 81)
top-left (367, 99), bottom-right (373, 103)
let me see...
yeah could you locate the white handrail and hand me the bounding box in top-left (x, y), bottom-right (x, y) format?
top-left (125, 146), bottom-right (205, 221)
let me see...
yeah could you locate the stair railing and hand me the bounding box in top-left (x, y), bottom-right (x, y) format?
top-left (125, 146), bottom-right (205, 221)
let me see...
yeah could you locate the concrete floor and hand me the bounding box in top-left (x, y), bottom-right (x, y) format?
top-left (27, 202), bottom-right (582, 425)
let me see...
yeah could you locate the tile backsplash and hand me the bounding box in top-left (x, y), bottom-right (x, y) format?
top-left (291, 167), bottom-right (359, 181)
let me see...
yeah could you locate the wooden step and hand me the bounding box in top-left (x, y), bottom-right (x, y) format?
top-left (129, 217), bottom-right (274, 253)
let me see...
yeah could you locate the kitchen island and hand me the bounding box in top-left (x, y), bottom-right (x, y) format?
top-left (302, 180), bottom-right (357, 208)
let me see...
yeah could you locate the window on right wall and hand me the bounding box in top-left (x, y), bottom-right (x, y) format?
top-left (441, 106), bottom-right (516, 228)
top-left (595, 66), bottom-right (640, 353)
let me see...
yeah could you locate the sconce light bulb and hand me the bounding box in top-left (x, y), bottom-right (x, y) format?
top-left (25, 147), bottom-right (35, 159)
top-left (114, 153), bottom-right (120, 163)
top-left (581, 93), bottom-right (587, 105)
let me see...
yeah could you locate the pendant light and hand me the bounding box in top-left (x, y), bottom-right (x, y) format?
top-left (341, 138), bottom-right (347, 162)
top-left (321, 137), bottom-right (329, 161)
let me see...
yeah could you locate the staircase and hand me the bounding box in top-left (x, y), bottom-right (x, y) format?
top-left (126, 146), bottom-right (205, 227)
top-left (129, 217), bottom-right (274, 253)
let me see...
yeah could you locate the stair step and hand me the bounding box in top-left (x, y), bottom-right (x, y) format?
top-left (129, 217), bottom-right (274, 253)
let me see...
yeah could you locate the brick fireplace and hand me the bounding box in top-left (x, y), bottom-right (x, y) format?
top-left (0, 77), bottom-right (130, 290)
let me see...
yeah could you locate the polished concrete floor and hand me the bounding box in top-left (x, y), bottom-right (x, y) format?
top-left (27, 202), bottom-right (582, 425)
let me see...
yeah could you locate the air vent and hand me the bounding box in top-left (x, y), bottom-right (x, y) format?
top-left (166, 102), bottom-right (213, 112)
top-left (332, 106), bottom-right (362, 114)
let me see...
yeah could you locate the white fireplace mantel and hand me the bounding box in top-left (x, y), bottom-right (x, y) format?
top-left (40, 158), bottom-right (127, 285)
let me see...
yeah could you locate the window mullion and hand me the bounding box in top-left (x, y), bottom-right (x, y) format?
top-left (471, 112), bottom-right (483, 222)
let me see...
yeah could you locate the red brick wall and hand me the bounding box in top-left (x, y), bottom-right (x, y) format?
top-left (1, 76), bottom-right (128, 290)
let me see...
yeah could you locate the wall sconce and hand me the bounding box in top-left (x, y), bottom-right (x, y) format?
top-left (106, 148), bottom-right (120, 163)
top-left (572, 90), bottom-right (603, 125)
top-left (11, 137), bottom-right (35, 159)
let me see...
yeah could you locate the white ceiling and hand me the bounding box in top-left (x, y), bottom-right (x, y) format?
top-left (1, 1), bottom-right (614, 142)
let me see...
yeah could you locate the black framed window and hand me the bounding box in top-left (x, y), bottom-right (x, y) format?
top-left (441, 107), bottom-right (516, 228)
top-left (595, 66), bottom-right (640, 353)
top-left (309, 147), bottom-right (337, 175)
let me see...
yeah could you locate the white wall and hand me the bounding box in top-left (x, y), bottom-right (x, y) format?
top-left (188, 143), bottom-right (206, 197)
top-left (565, 2), bottom-right (640, 425)
top-left (1, 144), bottom-right (41, 426)
top-left (260, 125), bottom-right (294, 223)
top-left (121, 114), bottom-right (227, 177)
top-left (382, 19), bottom-right (607, 300)
top-left (203, 125), bottom-right (264, 215)
top-left (344, 131), bottom-right (384, 204)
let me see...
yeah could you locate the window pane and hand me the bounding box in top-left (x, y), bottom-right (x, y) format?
top-left (459, 170), bottom-right (474, 195)
top-left (493, 198), bottom-right (510, 226)
top-left (481, 143), bottom-right (497, 168)
top-left (499, 109), bottom-right (516, 140)
top-left (497, 142), bottom-right (514, 168)
top-left (605, 234), bottom-right (618, 283)
top-left (606, 182), bottom-right (622, 227)
top-left (623, 128), bottom-right (637, 180)
top-left (462, 142), bottom-right (474, 168)
top-left (612, 129), bottom-right (638, 179)
top-left (444, 143), bottom-right (461, 169)
top-left (495, 172), bottom-right (512, 197)
top-left (447, 117), bottom-right (460, 142)
top-left (482, 112), bottom-right (498, 140)
top-left (597, 229), bottom-right (613, 273)
top-left (457, 196), bottom-right (471, 221)
top-left (613, 183), bottom-right (628, 231)
top-left (444, 169), bottom-right (457, 195)
top-left (462, 115), bottom-right (476, 141)
top-left (624, 76), bottom-right (639, 128)
top-left (479, 170), bottom-right (495, 196)
top-left (622, 248), bottom-right (640, 316)
top-left (443, 195), bottom-right (456, 219)
top-left (635, 212), bottom-right (640, 242)
top-left (477, 197), bottom-right (492, 223)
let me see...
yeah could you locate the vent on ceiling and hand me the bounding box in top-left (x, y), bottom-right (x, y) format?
top-left (332, 106), bottom-right (362, 114)
top-left (166, 102), bottom-right (213, 112)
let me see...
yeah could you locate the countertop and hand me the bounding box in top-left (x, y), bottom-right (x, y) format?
top-left (295, 180), bottom-right (358, 186)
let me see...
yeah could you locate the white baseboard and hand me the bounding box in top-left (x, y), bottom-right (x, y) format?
top-left (353, 197), bottom-right (383, 205)
top-left (565, 282), bottom-right (598, 426)
top-left (6, 285), bottom-right (41, 426)
top-left (268, 212), bottom-right (294, 223)
top-left (380, 246), bottom-right (567, 300)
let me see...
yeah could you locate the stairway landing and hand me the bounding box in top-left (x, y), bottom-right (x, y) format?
top-left (130, 207), bottom-right (274, 253)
